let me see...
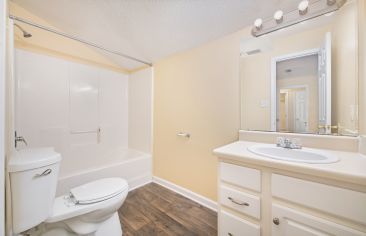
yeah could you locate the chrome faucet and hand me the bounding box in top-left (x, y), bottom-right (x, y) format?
top-left (276, 137), bottom-right (302, 149)
top-left (15, 131), bottom-right (28, 148)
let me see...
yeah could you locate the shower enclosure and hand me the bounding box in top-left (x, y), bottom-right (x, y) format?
top-left (13, 48), bottom-right (153, 195)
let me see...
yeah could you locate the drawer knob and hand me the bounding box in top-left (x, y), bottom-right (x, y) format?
top-left (228, 233), bottom-right (233, 236)
top-left (228, 197), bottom-right (249, 206)
top-left (273, 217), bottom-right (280, 225)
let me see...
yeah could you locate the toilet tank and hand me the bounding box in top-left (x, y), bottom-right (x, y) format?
top-left (8, 148), bottom-right (62, 234)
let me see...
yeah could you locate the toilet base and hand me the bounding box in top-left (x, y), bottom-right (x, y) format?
top-left (95, 212), bottom-right (122, 236)
top-left (27, 213), bottom-right (122, 236)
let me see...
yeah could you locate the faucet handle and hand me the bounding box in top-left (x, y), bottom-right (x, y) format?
top-left (290, 138), bottom-right (302, 149)
top-left (276, 137), bottom-right (284, 146)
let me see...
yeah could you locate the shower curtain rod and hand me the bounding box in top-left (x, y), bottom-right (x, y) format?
top-left (9, 15), bottom-right (153, 66)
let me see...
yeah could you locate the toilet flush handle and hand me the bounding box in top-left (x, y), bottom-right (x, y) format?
top-left (34, 169), bottom-right (52, 178)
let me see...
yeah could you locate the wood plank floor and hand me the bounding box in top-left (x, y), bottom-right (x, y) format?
top-left (118, 183), bottom-right (218, 236)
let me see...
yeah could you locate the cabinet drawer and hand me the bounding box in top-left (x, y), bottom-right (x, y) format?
top-left (220, 162), bottom-right (261, 192)
top-left (220, 210), bottom-right (260, 236)
top-left (220, 185), bottom-right (260, 219)
top-left (272, 174), bottom-right (366, 225)
top-left (272, 204), bottom-right (366, 236)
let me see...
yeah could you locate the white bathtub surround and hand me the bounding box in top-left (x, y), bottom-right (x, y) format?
top-left (129, 67), bottom-right (153, 154)
top-left (14, 49), bottom-right (153, 196)
top-left (57, 149), bottom-right (152, 196)
top-left (359, 135), bottom-right (366, 156)
top-left (239, 130), bottom-right (359, 152)
top-left (15, 49), bottom-right (128, 175)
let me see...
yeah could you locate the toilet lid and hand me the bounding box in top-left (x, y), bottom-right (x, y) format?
top-left (70, 178), bottom-right (128, 204)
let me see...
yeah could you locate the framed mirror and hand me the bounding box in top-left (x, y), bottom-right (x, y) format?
top-left (240, 0), bottom-right (358, 136)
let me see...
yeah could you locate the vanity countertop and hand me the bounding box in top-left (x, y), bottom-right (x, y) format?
top-left (214, 141), bottom-right (366, 187)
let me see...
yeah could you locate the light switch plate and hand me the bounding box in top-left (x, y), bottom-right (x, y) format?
top-left (260, 100), bottom-right (269, 108)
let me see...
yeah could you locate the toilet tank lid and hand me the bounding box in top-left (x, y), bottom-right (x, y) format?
top-left (8, 148), bottom-right (62, 172)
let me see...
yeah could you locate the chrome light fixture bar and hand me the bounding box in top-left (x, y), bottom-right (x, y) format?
top-left (251, 0), bottom-right (346, 37)
top-left (9, 15), bottom-right (152, 66)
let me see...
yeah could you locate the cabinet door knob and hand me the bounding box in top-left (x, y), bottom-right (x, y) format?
top-left (228, 233), bottom-right (233, 236)
top-left (273, 217), bottom-right (280, 225)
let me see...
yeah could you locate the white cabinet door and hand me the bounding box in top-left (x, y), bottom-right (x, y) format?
top-left (272, 174), bottom-right (366, 225)
top-left (220, 210), bottom-right (260, 236)
top-left (272, 204), bottom-right (366, 236)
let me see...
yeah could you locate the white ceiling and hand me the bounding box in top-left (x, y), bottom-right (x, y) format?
top-left (12, 0), bottom-right (303, 70)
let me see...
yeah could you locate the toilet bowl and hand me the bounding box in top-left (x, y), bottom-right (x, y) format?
top-left (8, 148), bottom-right (129, 236)
top-left (46, 178), bottom-right (128, 235)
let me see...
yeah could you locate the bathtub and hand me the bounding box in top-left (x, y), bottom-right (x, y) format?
top-left (56, 148), bottom-right (152, 196)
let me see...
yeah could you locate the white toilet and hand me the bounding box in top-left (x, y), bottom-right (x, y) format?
top-left (8, 148), bottom-right (129, 236)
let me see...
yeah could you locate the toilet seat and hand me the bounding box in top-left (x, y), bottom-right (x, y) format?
top-left (70, 178), bottom-right (128, 204)
top-left (46, 178), bottom-right (128, 223)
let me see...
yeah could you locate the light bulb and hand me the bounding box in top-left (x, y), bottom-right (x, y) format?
top-left (254, 18), bottom-right (263, 29)
top-left (298, 0), bottom-right (309, 15)
top-left (274, 10), bottom-right (284, 23)
top-left (327, 0), bottom-right (336, 6)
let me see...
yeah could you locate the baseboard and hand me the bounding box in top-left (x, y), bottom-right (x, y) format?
top-left (152, 176), bottom-right (218, 212)
top-left (128, 174), bottom-right (152, 191)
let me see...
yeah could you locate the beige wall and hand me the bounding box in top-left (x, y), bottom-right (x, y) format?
top-left (332, 2), bottom-right (358, 134)
top-left (153, 29), bottom-right (248, 200)
top-left (240, 52), bottom-right (272, 130)
top-left (241, 2), bottom-right (358, 135)
top-left (9, 2), bottom-right (128, 74)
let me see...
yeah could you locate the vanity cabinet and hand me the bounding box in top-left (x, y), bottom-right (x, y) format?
top-left (218, 162), bottom-right (262, 236)
top-left (272, 204), bottom-right (366, 236)
top-left (217, 161), bottom-right (366, 236)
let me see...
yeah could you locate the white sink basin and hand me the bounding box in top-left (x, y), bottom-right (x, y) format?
top-left (247, 144), bottom-right (339, 164)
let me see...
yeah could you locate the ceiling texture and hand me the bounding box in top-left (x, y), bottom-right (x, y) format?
top-left (11, 0), bottom-right (302, 70)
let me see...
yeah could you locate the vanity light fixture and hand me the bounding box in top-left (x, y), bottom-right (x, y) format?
top-left (274, 10), bottom-right (284, 23)
top-left (251, 0), bottom-right (346, 37)
top-left (298, 0), bottom-right (309, 15)
top-left (254, 18), bottom-right (263, 29)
